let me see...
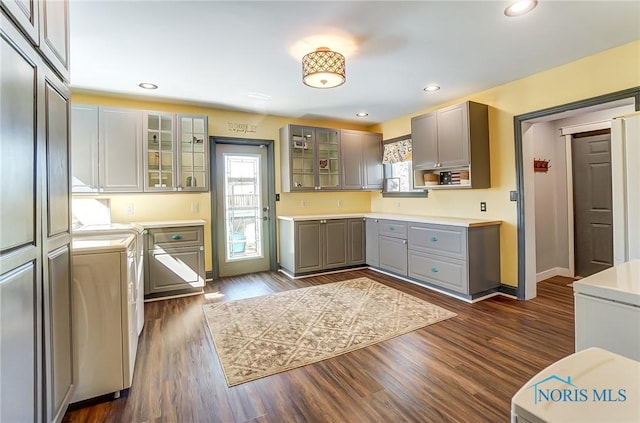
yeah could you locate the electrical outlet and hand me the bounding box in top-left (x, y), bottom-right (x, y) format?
top-left (480, 202), bottom-right (487, 212)
top-left (301, 201), bottom-right (307, 207)
top-left (126, 204), bottom-right (134, 215)
top-left (191, 202), bottom-right (199, 213)
top-left (337, 200), bottom-right (342, 207)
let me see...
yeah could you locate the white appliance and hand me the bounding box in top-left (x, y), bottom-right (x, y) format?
top-left (73, 222), bottom-right (145, 335)
top-left (574, 259), bottom-right (640, 361)
top-left (511, 347), bottom-right (639, 423)
top-left (71, 234), bottom-right (138, 402)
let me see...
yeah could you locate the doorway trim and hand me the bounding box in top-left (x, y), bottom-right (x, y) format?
top-left (209, 136), bottom-right (278, 279)
top-left (513, 87), bottom-right (640, 299)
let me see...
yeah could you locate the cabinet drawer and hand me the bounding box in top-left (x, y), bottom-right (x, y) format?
top-left (148, 248), bottom-right (205, 294)
top-left (378, 220), bottom-right (407, 239)
top-left (378, 235), bottom-right (408, 276)
top-left (408, 223), bottom-right (466, 259)
top-left (408, 251), bottom-right (468, 294)
top-left (148, 226), bottom-right (203, 248)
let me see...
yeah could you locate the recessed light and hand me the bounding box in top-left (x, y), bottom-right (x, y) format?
top-left (423, 84), bottom-right (440, 92)
top-left (356, 112), bottom-right (368, 117)
top-left (504, 0), bottom-right (538, 17)
top-left (138, 82), bottom-right (158, 90)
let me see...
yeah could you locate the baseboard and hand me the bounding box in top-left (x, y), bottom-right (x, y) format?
top-left (536, 267), bottom-right (571, 283)
top-left (499, 284), bottom-right (518, 298)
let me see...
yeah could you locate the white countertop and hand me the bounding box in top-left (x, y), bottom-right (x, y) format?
top-left (573, 259), bottom-right (640, 306)
top-left (72, 234), bottom-right (135, 254)
top-left (511, 347), bottom-right (640, 423)
top-left (278, 213), bottom-right (501, 228)
top-left (136, 219), bottom-right (207, 229)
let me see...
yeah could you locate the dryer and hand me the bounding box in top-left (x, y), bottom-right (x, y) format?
top-left (73, 223), bottom-right (145, 335)
top-left (71, 234), bottom-right (138, 403)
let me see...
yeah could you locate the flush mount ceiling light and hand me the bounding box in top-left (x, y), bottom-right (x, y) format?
top-left (423, 84), bottom-right (441, 92)
top-left (504, 0), bottom-right (538, 17)
top-left (138, 82), bottom-right (158, 90)
top-left (356, 112), bottom-right (368, 117)
top-left (302, 47), bottom-right (346, 89)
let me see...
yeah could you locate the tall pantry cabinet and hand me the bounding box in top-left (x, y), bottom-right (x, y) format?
top-left (1, 1), bottom-right (74, 422)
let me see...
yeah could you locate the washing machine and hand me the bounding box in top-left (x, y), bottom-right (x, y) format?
top-left (511, 347), bottom-right (640, 422)
top-left (73, 223), bottom-right (145, 335)
top-left (71, 233), bottom-right (138, 403)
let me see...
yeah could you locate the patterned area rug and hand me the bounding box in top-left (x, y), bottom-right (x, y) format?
top-left (202, 277), bottom-right (456, 386)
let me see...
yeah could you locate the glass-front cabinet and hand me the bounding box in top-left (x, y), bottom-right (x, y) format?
top-left (280, 125), bottom-right (341, 191)
top-left (178, 115), bottom-right (208, 191)
top-left (143, 112), bottom-right (208, 192)
top-left (316, 128), bottom-right (340, 189)
top-left (145, 112), bottom-right (175, 190)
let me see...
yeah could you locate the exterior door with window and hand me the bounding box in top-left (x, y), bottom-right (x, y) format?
top-left (215, 144), bottom-right (271, 276)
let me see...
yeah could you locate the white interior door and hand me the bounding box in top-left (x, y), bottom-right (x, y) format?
top-left (215, 144), bottom-right (270, 276)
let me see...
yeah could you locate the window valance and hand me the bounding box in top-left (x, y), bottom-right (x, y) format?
top-left (382, 139), bottom-right (412, 164)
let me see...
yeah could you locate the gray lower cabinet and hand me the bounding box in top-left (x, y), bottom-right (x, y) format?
top-left (377, 219), bottom-right (409, 276)
top-left (406, 222), bottom-right (500, 298)
top-left (368, 217), bottom-right (501, 299)
top-left (365, 218), bottom-right (379, 267)
top-left (278, 218), bottom-right (365, 276)
top-left (144, 225), bottom-right (205, 298)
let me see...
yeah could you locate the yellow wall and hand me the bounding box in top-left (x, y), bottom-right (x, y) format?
top-left (71, 93), bottom-right (373, 272)
top-left (370, 40), bottom-right (640, 286)
top-left (72, 40), bottom-right (640, 283)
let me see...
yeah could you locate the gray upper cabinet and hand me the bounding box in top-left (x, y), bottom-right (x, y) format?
top-left (0, 0), bottom-right (69, 81)
top-left (411, 101), bottom-right (490, 189)
top-left (340, 129), bottom-right (383, 190)
top-left (38, 0), bottom-right (69, 81)
top-left (411, 112), bottom-right (438, 169)
top-left (280, 125), bottom-right (341, 192)
top-left (71, 105), bottom-right (144, 193)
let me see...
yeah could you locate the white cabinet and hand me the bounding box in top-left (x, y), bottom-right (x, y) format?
top-left (71, 105), bottom-right (143, 193)
top-left (143, 112), bottom-right (209, 192)
top-left (144, 112), bottom-right (176, 191)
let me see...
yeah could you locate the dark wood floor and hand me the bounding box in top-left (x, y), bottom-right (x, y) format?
top-left (63, 270), bottom-right (575, 423)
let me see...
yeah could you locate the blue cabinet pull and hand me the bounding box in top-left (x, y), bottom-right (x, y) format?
top-left (431, 267), bottom-right (439, 273)
top-left (389, 226), bottom-right (395, 231)
top-left (431, 236), bottom-right (438, 242)
top-left (171, 234), bottom-right (182, 240)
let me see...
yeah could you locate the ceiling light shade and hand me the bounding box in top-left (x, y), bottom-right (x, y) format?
top-left (302, 47), bottom-right (346, 89)
top-left (504, 0), bottom-right (538, 17)
top-left (423, 84), bottom-right (441, 92)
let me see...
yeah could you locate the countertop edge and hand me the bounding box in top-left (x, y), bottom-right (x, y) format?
top-left (277, 213), bottom-right (502, 227)
top-left (136, 219), bottom-right (207, 229)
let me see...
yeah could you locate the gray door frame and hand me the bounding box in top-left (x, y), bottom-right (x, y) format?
top-left (513, 87), bottom-right (640, 299)
top-left (209, 136), bottom-right (278, 279)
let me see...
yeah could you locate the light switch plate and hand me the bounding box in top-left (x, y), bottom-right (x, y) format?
top-left (510, 191), bottom-right (518, 202)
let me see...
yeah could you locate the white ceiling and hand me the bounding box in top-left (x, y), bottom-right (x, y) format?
top-left (68, 1), bottom-right (640, 125)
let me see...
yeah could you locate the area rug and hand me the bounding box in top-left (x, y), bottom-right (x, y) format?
top-left (202, 277), bottom-right (456, 386)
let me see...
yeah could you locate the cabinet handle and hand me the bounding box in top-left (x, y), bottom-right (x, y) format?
top-left (431, 236), bottom-right (438, 242)
top-left (171, 234), bottom-right (182, 240)
top-left (199, 246), bottom-right (204, 251)
top-left (431, 267), bottom-right (439, 273)
top-left (402, 239), bottom-right (407, 245)
top-left (390, 226), bottom-right (395, 231)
